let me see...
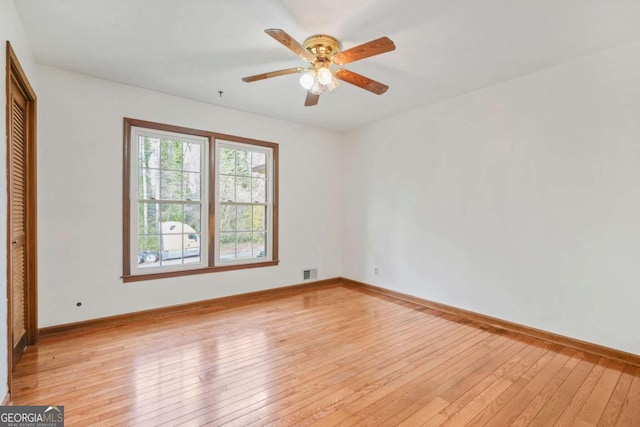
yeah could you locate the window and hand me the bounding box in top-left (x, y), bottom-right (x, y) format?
top-left (123, 118), bottom-right (279, 282)
top-left (130, 126), bottom-right (209, 274)
top-left (216, 141), bottom-right (273, 264)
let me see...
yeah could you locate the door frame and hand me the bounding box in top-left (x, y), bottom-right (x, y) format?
top-left (5, 41), bottom-right (38, 393)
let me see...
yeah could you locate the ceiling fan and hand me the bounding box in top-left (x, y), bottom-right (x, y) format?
top-left (242, 29), bottom-right (396, 106)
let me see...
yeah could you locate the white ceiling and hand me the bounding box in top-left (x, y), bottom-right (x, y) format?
top-left (14, 0), bottom-right (640, 131)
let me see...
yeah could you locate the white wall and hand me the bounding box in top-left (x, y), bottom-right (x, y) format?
top-left (1, 0), bottom-right (37, 400)
top-left (36, 65), bottom-right (343, 327)
top-left (342, 41), bottom-right (640, 355)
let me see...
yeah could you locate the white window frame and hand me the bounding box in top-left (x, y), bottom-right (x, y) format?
top-left (214, 140), bottom-right (274, 266)
top-left (129, 126), bottom-right (209, 275)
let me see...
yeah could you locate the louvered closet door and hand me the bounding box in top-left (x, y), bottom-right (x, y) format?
top-left (10, 78), bottom-right (28, 360)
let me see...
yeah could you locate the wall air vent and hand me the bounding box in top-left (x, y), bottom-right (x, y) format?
top-left (303, 268), bottom-right (318, 280)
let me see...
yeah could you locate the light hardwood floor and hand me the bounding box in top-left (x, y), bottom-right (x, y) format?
top-left (11, 283), bottom-right (640, 426)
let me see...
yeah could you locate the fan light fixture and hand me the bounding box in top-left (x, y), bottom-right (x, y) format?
top-left (299, 66), bottom-right (339, 94)
top-left (241, 29), bottom-right (396, 106)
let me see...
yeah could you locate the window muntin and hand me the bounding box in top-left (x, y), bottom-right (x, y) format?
top-left (131, 127), bottom-right (208, 274)
top-left (215, 141), bottom-right (273, 264)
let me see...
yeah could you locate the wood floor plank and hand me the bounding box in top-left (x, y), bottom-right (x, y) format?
top-left (573, 359), bottom-right (625, 426)
top-left (335, 333), bottom-right (513, 426)
top-left (552, 357), bottom-right (608, 426)
top-left (216, 322), bottom-right (491, 426)
top-left (364, 335), bottom-right (524, 425)
top-left (461, 343), bottom-right (557, 426)
top-left (437, 378), bottom-right (513, 427)
top-left (508, 349), bottom-right (580, 427)
top-left (100, 300), bottom-right (454, 425)
top-left (396, 341), bottom-right (518, 425)
top-left (71, 292), bottom-right (436, 424)
top-left (596, 365), bottom-right (636, 427)
top-left (136, 312), bottom-right (456, 425)
top-left (431, 344), bottom-right (572, 427)
top-left (614, 368), bottom-right (640, 427)
top-left (30, 299), bottom-right (419, 408)
top-left (483, 348), bottom-right (573, 426)
top-left (19, 291), bottom-right (395, 385)
top-left (527, 354), bottom-right (600, 427)
top-left (302, 331), bottom-right (501, 426)
top-left (9, 284), bottom-right (640, 426)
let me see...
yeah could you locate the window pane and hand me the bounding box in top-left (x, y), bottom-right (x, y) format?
top-left (160, 232), bottom-right (184, 263)
top-left (184, 254), bottom-right (201, 265)
top-left (237, 205), bottom-right (252, 231)
top-left (138, 203), bottom-right (159, 234)
top-left (138, 137), bottom-right (160, 169)
top-left (138, 235), bottom-right (161, 268)
top-left (236, 177), bottom-right (251, 203)
top-left (236, 150), bottom-right (250, 176)
top-left (138, 168), bottom-right (160, 200)
top-left (162, 221), bottom-right (185, 235)
top-left (184, 233), bottom-right (200, 259)
top-left (160, 170), bottom-right (182, 200)
top-left (160, 203), bottom-right (183, 224)
top-left (183, 142), bottom-right (201, 172)
top-left (251, 152), bottom-right (266, 177)
top-left (157, 228), bottom-right (201, 265)
top-left (139, 235), bottom-right (160, 252)
top-left (183, 172), bottom-right (200, 201)
top-left (220, 232), bottom-right (236, 261)
top-left (253, 206), bottom-right (266, 231)
top-left (219, 147), bottom-right (236, 174)
top-left (220, 205), bottom-right (236, 232)
top-left (252, 232), bottom-right (266, 258)
top-left (161, 139), bottom-right (183, 170)
top-left (252, 178), bottom-right (266, 203)
top-left (220, 175), bottom-right (235, 202)
top-left (236, 232), bottom-right (252, 260)
top-left (183, 204), bottom-right (201, 233)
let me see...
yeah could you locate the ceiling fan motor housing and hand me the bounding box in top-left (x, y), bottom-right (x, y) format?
top-left (303, 35), bottom-right (341, 59)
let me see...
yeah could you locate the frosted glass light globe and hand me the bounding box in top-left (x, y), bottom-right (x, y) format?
top-left (317, 67), bottom-right (333, 85)
top-left (324, 76), bottom-right (340, 92)
top-left (299, 71), bottom-right (315, 90)
top-left (310, 80), bottom-right (322, 95)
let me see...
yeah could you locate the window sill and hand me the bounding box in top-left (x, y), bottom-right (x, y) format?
top-left (122, 260), bottom-right (280, 283)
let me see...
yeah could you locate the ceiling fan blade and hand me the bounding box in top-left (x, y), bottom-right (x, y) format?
top-left (332, 37), bottom-right (396, 65)
top-left (305, 92), bottom-right (320, 106)
top-left (265, 29), bottom-right (315, 62)
top-left (242, 67), bottom-right (305, 82)
top-left (335, 69), bottom-right (389, 95)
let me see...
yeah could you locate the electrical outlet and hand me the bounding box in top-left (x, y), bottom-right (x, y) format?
top-left (374, 267), bottom-right (379, 275)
